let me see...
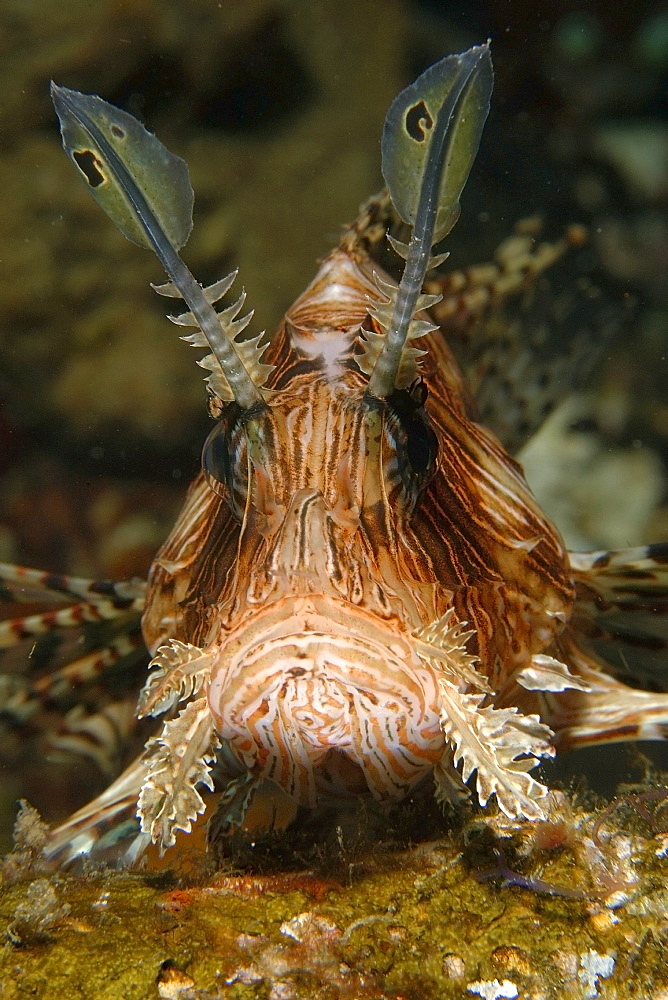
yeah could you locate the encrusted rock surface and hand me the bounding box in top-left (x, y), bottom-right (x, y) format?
top-left (1, 788), bottom-right (668, 998)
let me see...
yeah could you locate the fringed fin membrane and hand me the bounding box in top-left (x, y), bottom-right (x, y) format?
top-left (137, 638), bottom-right (214, 719)
top-left (436, 680), bottom-right (554, 821)
top-left (413, 608), bottom-right (490, 692)
top-left (137, 696), bottom-right (220, 852)
top-left (414, 608), bottom-right (555, 820)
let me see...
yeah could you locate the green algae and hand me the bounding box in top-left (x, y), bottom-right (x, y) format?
top-left (0, 874), bottom-right (181, 999)
top-left (2, 788), bottom-right (667, 999)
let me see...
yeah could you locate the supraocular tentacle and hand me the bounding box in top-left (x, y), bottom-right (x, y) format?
top-left (365, 43), bottom-right (493, 397)
top-left (51, 83), bottom-right (268, 408)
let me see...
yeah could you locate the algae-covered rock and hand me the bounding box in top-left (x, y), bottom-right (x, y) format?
top-left (1, 786), bottom-right (668, 999)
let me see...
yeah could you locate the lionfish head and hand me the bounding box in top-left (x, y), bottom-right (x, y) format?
top-left (194, 251), bottom-right (451, 807)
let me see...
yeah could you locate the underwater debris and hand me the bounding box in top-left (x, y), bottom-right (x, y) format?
top-left (226, 908), bottom-right (384, 999)
top-left (155, 959), bottom-right (196, 1000)
top-left (1, 801), bottom-right (50, 884)
top-left (457, 777), bottom-right (668, 951)
top-left (442, 952), bottom-right (466, 979)
top-left (11, 800), bottom-right (48, 857)
top-left (466, 980), bottom-right (518, 1000)
top-left (473, 846), bottom-right (588, 900)
top-left (592, 786), bottom-right (668, 844)
top-left (578, 831), bottom-right (643, 911)
top-left (577, 949), bottom-right (616, 998)
top-left (6, 877), bottom-right (70, 946)
top-left (156, 871), bottom-right (342, 913)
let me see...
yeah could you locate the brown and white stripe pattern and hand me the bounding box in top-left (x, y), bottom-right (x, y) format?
top-left (38, 223), bottom-right (668, 862)
top-left (130, 245), bottom-right (579, 846)
top-left (207, 596), bottom-right (444, 807)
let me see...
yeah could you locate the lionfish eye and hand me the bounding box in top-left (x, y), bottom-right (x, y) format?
top-left (201, 419), bottom-right (236, 499)
top-left (389, 388), bottom-right (438, 485)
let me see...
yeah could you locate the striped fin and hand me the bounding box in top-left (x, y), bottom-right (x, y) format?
top-left (43, 756), bottom-right (149, 866)
top-left (0, 563), bottom-right (146, 702)
top-left (30, 628), bottom-right (145, 702)
top-left (0, 563), bottom-right (147, 820)
top-left (0, 623), bottom-right (145, 752)
top-left (44, 699), bottom-right (136, 777)
top-left (0, 598), bottom-right (140, 650)
top-left (0, 562), bottom-right (145, 608)
top-left (428, 222), bottom-right (628, 453)
top-left (570, 543), bottom-right (668, 606)
top-left (569, 543), bottom-right (668, 690)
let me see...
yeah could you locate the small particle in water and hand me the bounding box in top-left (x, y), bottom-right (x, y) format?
top-left (467, 979), bottom-right (519, 1000)
top-left (552, 12), bottom-right (602, 60)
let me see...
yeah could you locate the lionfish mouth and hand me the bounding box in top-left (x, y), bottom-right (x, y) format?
top-left (207, 595), bottom-right (445, 807)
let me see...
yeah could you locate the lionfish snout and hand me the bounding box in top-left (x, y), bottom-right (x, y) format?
top-left (207, 595), bottom-right (445, 807)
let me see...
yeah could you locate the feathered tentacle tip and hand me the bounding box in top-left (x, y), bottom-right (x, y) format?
top-left (415, 608), bottom-right (555, 819)
top-left (363, 43), bottom-right (493, 398)
top-left (137, 697), bottom-right (220, 852)
top-left (50, 82), bottom-right (269, 410)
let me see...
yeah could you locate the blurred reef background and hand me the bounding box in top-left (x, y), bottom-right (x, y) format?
top-left (0, 0), bottom-right (667, 995)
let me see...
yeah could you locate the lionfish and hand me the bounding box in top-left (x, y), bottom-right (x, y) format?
top-left (2, 44), bottom-right (667, 865)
